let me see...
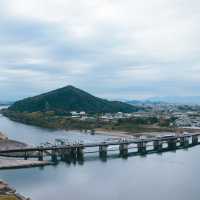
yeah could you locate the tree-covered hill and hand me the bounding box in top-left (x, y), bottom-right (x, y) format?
top-left (7, 85), bottom-right (138, 113)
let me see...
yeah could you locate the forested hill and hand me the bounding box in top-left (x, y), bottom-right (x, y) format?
top-left (7, 85), bottom-right (138, 113)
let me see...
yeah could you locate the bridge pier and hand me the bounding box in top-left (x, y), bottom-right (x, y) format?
top-left (180, 137), bottom-right (189, 148)
top-left (77, 147), bottom-right (84, 160)
top-left (60, 149), bottom-right (66, 161)
top-left (24, 151), bottom-right (28, 160)
top-left (119, 143), bottom-right (128, 157)
top-left (99, 145), bottom-right (108, 158)
top-left (70, 147), bottom-right (77, 160)
top-left (38, 150), bottom-right (43, 161)
top-left (137, 141), bottom-right (146, 154)
top-left (51, 149), bottom-right (58, 162)
top-left (77, 147), bottom-right (84, 164)
top-left (3, 133), bottom-right (200, 163)
top-left (153, 140), bottom-right (162, 152)
top-left (168, 139), bottom-right (177, 150)
top-left (192, 135), bottom-right (198, 145)
top-left (61, 148), bottom-right (72, 162)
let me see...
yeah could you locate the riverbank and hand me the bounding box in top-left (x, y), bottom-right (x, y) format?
top-left (0, 134), bottom-right (50, 170)
top-left (0, 158), bottom-right (50, 170)
top-left (0, 180), bottom-right (30, 200)
top-left (0, 139), bottom-right (28, 151)
top-left (94, 129), bottom-right (133, 138)
top-left (0, 109), bottom-right (183, 141)
top-left (0, 131), bottom-right (8, 140)
top-left (1, 109), bottom-right (175, 136)
top-left (94, 128), bottom-right (176, 138)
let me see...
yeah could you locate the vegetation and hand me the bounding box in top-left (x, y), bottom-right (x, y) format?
top-left (109, 117), bottom-right (175, 132)
top-left (1, 110), bottom-right (175, 133)
top-left (1, 85), bottom-right (176, 133)
top-left (0, 195), bottom-right (20, 200)
top-left (8, 85), bottom-right (138, 113)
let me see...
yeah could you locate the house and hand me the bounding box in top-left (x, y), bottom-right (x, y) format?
top-left (70, 111), bottom-right (80, 118)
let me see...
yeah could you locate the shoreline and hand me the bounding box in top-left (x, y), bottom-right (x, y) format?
top-left (1, 110), bottom-right (176, 136)
top-left (0, 157), bottom-right (51, 170)
top-left (0, 113), bottom-right (176, 138)
top-left (0, 136), bottom-right (51, 170)
top-left (0, 180), bottom-right (30, 199)
top-left (1, 111), bottom-right (185, 139)
top-left (94, 128), bottom-right (177, 138)
top-left (0, 113), bottom-right (191, 140)
top-left (94, 129), bottom-right (134, 138)
top-left (0, 139), bottom-right (29, 151)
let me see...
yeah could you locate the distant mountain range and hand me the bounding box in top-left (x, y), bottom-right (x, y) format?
top-left (127, 96), bottom-right (200, 105)
top-left (0, 101), bottom-right (13, 106)
top-left (147, 96), bottom-right (200, 105)
top-left (8, 85), bottom-right (138, 113)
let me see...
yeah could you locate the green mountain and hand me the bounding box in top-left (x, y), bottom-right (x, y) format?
top-left (8, 86), bottom-right (138, 113)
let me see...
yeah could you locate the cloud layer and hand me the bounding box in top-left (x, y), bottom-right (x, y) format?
top-left (1, 0), bottom-right (200, 101)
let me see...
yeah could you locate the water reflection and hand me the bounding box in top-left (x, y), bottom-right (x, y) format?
top-left (1, 147), bottom-right (200, 200)
top-left (0, 106), bottom-right (200, 200)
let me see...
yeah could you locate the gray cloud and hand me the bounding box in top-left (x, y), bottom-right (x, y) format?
top-left (0, 0), bottom-right (200, 101)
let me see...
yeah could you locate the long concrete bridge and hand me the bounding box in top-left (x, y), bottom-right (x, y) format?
top-left (0, 133), bottom-right (200, 162)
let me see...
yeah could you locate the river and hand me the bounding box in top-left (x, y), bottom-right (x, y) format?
top-left (0, 106), bottom-right (200, 200)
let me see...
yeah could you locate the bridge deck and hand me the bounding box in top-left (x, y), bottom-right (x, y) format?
top-left (0, 133), bottom-right (199, 154)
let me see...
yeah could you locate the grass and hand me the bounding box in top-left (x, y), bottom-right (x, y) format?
top-left (0, 195), bottom-right (20, 200)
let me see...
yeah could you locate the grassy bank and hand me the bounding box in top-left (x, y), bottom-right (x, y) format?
top-left (0, 181), bottom-right (29, 200)
top-left (0, 195), bottom-right (21, 200)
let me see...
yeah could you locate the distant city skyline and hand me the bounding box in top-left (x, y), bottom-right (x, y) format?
top-left (1, 0), bottom-right (200, 101)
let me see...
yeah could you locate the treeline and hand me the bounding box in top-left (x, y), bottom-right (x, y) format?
top-left (1, 110), bottom-right (104, 131)
top-left (110, 117), bottom-right (176, 132)
top-left (1, 109), bottom-right (176, 133)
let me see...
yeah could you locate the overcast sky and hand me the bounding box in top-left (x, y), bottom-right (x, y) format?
top-left (1, 0), bottom-right (200, 101)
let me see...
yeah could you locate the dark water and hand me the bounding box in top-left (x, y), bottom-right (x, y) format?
top-left (0, 107), bottom-right (200, 200)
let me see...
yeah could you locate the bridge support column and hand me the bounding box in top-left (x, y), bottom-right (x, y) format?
top-left (168, 139), bottom-right (177, 150)
top-left (180, 137), bottom-right (189, 148)
top-left (51, 149), bottom-right (58, 162)
top-left (61, 148), bottom-right (71, 162)
top-left (99, 145), bottom-right (108, 158)
top-left (153, 140), bottom-right (162, 152)
top-left (70, 147), bottom-right (77, 160)
top-left (77, 147), bottom-right (84, 160)
top-left (192, 135), bottom-right (198, 145)
top-left (119, 143), bottom-right (128, 157)
top-left (38, 150), bottom-right (43, 161)
top-left (137, 142), bottom-right (146, 154)
top-left (24, 151), bottom-right (28, 160)
top-left (77, 146), bottom-right (84, 164)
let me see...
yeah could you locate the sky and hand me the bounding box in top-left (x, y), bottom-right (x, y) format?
top-left (1, 0), bottom-right (200, 101)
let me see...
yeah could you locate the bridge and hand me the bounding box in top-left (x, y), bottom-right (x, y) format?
top-left (0, 133), bottom-right (200, 163)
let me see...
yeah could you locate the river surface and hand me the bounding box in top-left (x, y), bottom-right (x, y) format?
top-left (0, 106), bottom-right (200, 200)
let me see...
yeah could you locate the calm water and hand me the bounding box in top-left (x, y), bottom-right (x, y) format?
top-left (0, 107), bottom-right (200, 200)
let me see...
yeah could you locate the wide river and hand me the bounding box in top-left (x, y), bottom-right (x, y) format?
top-left (0, 106), bottom-right (200, 200)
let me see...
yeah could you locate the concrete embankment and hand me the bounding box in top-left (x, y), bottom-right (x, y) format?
top-left (0, 157), bottom-right (50, 170)
top-left (0, 139), bottom-right (34, 158)
top-left (0, 133), bottom-right (51, 169)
